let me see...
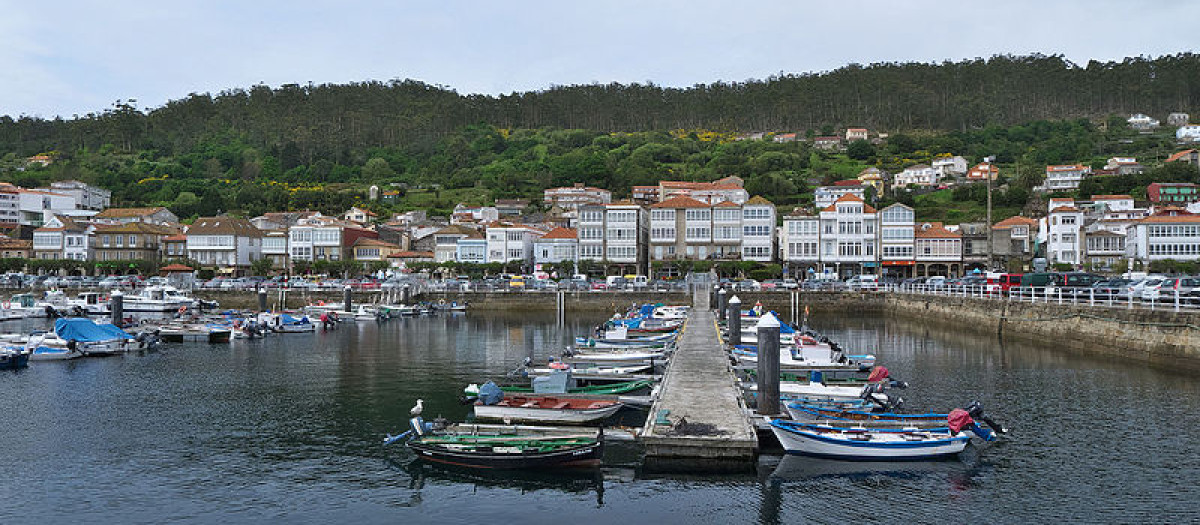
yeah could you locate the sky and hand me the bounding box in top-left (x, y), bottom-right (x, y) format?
top-left (1, 0), bottom-right (1197, 119)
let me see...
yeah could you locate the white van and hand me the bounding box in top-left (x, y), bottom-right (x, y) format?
top-left (845, 274), bottom-right (879, 291)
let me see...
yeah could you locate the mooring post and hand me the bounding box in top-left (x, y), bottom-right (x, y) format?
top-left (402, 284), bottom-right (411, 305)
top-left (344, 285), bottom-right (353, 313)
top-left (258, 287), bottom-right (268, 312)
top-left (756, 311), bottom-right (781, 416)
top-left (110, 290), bottom-right (124, 326)
top-left (728, 295), bottom-right (742, 347)
top-left (717, 287), bottom-right (728, 321)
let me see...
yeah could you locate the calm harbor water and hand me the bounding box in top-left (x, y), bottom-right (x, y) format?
top-left (2, 309), bottom-right (1198, 524)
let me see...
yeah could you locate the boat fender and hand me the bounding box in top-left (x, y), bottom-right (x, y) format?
top-left (438, 299), bottom-right (445, 305)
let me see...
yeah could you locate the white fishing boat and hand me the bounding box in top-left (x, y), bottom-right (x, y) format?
top-left (270, 313), bottom-right (317, 333)
top-left (0, 333), bottom-right (83, 361)
top-left (525, 363), bottom-right (652, 376)
top-left (352, 304), bottom-right (381, 321)
top-left (563, 349), bottom-right (668, 363)
top-left (123, 286), bottom-right (196, 313)
top-left (768, 419), bottom-right (972, 460)
top-left (472, 388), bottom-right (623, 425)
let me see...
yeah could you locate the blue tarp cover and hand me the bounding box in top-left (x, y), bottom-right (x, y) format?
top-left (54, 318), bottom-right (131, 342)
top-left (478, 381), bottom-right (505, 405)
top-left (280, 314), bottom-right (310, 325)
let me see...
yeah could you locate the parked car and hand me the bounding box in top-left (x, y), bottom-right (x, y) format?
top-left (925, 276), bottom-right (947, 289)
top-left (780, 278), bottom-right (798, 290)
top-left (1091, 279), bottom-right (1132, 300)
top-left (845, 275), bottom-right (879, 291)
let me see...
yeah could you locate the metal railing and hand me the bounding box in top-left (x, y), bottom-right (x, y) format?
top-left (882, 283), bottom-right (1200, 313)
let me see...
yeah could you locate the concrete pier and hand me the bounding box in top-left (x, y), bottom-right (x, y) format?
top-left (640, 290), bottom-right (757, 471)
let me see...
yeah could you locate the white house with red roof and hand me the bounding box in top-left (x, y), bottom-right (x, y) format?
top-left (533, 227), bottom-right (578, 265)
top-left (818, 194), bottom-right (878, 278)
top-left (485, 222), bottom-right (544, 264)
top-left (894, 164), bottom-right (938, 187)
top-left (1041, 199), bottom-right (1084, 267)
top-left (1044, 165), bottom-right (1090, 192)
top-left (814, 182), bottom-right (866, 208)
top-left (914, 222), bottom-right (962, 277)
top-left (1126, 209), bottom-right (1200, 263)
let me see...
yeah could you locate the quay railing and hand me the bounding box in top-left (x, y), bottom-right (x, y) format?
top-left (879, 283), bottom-right (1200, 313)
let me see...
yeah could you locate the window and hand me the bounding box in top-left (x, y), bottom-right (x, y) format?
top-left (743, 207), bottom-right (771, 220)
top-left (685, 227), bottom-right (710, 240)
top-left (685, 209), bottom-right (710, 221)
top-left (650, 209), bottom-right (674, 221)
top-left (128, 235), bottom-right (137, 247)
top-left (580, 210), bottom-right (603, 223)
top-left (743, 225), bottom-right (771, 237)
top-left (651, 227), bottom-right (676, 240)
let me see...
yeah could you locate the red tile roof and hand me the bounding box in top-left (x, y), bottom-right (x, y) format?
top-left (1050, 206), bottom-right (1080, 213)
top-left (992, 216), bottom-right (1038, 229)
top-left (651, 196), bottom-right (710, 209)
top-left (916, 222), bottom-right (960, 239)
top-left (833, 180), bottom-right (863, 187)
top-left (820, 193), bottom-right (876, 213)
top-left (1166, 149), bottom-right (1197, 163)
top-left (1091, 195), bottom-right (1133, 200)
top-left (539, 227), bottom-right (577, 240)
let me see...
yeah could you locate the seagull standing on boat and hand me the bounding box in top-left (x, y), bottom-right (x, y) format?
top-left (410, 399), bottom-right (424, 416)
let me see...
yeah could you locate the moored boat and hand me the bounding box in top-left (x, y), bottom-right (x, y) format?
top-left (769, 419), bottom-right (972, 460)
top-left (473, 390), bottom-right (623, 424)
top-left (0, 347), bottom-right (30, 369)
top-left (389, 417), bottom-right (603, 470)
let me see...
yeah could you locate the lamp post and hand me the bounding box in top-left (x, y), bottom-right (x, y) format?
top-left (984, 155), bottom-right (995, 271)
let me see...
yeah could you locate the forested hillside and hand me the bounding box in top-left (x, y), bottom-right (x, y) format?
top-left (0, 54), bottom-right (1196, 220)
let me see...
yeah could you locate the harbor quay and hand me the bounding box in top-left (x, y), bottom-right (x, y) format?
top-left (192, 288), bottom-right (1200, 372)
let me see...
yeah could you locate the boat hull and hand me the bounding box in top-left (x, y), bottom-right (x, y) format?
top-left (770, 421), bottom-right (968, 460)
top-left (474, 401), bottom-right (623, 424)
top-left (408, 439), bottom-right (602, 469)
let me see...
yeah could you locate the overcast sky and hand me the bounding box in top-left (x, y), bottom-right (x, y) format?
top-left (1, 0), bottom-right (1196, 118)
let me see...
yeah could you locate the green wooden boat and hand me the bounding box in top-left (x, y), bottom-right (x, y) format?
top-left (464, 379), bottom-right (652, 399)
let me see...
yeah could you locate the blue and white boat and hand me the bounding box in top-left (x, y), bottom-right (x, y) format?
top-left (769, 419), bottom-right (973, 460)
top-left (271, 314), bottom-right (316, 333)
top-left (54, 318), bottom-right (134, 356)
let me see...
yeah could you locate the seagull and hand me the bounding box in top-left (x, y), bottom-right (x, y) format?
top-left (410, 399), bottom-right (424, 416)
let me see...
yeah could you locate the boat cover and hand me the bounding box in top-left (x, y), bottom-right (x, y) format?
top-left (867, 366), bottom-right (889, 382)
top-left (477, 381), bottom-right (505, 405)
top-left (280, 314), bottom-right (310, 325)
top-left (947, 408), bottom-right (974, 433)
top-left (54, 318), bottom-right (131, 342)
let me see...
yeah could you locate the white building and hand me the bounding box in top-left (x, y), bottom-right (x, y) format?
top-left (1043, 200), bottom-right (1084, 267)
top-left (1128, 113), bottom-right (1160, 130)
top-left (1126, 211), bottom-right (1200, 264)
top-left (914, 222), bottom-right (963, 277)
top-left (878, 204), bottom-right (915, 279)
top-left (932, 156), bottom-right (969, 178)
top-left (814, 184), bottom-right (866, 209)
top-left (817, 194), bottom-right (878, 278)
top-left (429, 225), bottom-right (479, 263)
top-left (1044, 165), bottom-right (1090, 192)
top-left (543, 184), bottom-right (612, 210)
top-left (262, 230), bottom-right (289, 269)
top-left (37, 180), bottom-right (111, 211)
top-left (1103, 157), bottom-right (1145, 176)
top-left (185, 217), bottom-right (264, 273)
top-left (455, 237), bottom-right (488, 264)
top-left (845, 128), bottom-right (869, 142)
top-left (781, 209), bottom-right (821, 275)
top-left (32, 215), bottom-right (91, 261)
top-left (893, 164), bottom-right (938, 187)
top-left (289, 216), bottom-right (363, 262)
top-left (741, 196), bottom-right (776, 262)
top-left (486, 222), bottom-right (541, 264)
top-left (577, 202), bottom-right (645, 272)
top-left (1177, 125), bottom-right (1200, 143)
top-left (451, 204), bottom-right (499, 225)
top-left (342, 206), bottom-right (376, 224)
top-left (533, 227), bottom-right (578, 265)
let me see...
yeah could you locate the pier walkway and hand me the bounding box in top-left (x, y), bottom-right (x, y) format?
top-left (640, 290), bottom-right (757, 471)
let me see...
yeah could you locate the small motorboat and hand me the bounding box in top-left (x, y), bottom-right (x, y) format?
top-left (271, 313), bottom-right (316, 333)
top-left (387, 416), bottom-right (603, 470)
top-left (472, 383), bottom-right (623, 425)
top-left (769, 405), bottom-right (1004, 461)
top-left (0, 346), bottom-right (30, 369)
top-left (463, 376), bottom-right (652, 400)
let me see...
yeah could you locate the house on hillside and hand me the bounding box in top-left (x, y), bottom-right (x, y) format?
top-left (1166, 149), bottom-right (1199, 166)
top-left (1128, 113), bottom-right (1160, 130)
top-left (94, 206), bottom-right (179, 226)
top-left (894, 164), bottom-right (938, 187)
top-left (845, 128), bottom-right (868, 142)
top-left (932, 156), bottom-right (968, 178)
top-left (1178, 125), bottom-right (1200, 143)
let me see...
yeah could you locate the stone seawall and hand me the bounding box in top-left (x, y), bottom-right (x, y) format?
top-left (884, 294), bottom-right (1200, 372)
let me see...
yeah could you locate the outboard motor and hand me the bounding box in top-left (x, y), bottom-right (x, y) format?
top-left (44, 305), bottom-right (59, 318)
top-left (966, 401), bottom-right (1008, 435)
